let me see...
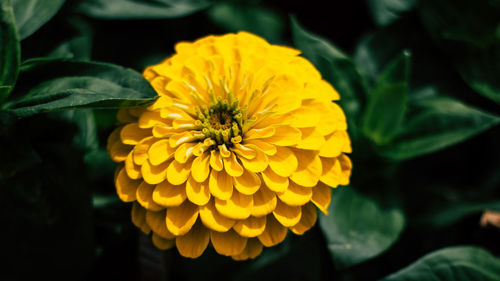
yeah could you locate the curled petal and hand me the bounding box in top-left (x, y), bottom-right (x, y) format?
top-left (258, 215), bottom-right (287, 247)
top-left (166, 201), bottom-right (199, 236)
top-left (272, 199), bottom-right (302, 227)
top-left (211, 229), bottom-right (248, 256)
top-left (152, 181), bottom-right (187, 207)
top-left (290, 203), bottom-right (317, 235)
top-left (176, 220), bottom-right (210, 258)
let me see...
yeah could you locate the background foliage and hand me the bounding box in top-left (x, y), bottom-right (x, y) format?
top-left (1, 0), bottom-right (499, 280)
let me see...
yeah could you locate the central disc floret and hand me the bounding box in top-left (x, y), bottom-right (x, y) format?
top-left (195, 93), bottom-right (244, 148)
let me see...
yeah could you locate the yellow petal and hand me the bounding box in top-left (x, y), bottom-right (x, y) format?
top-left (169, 131), bottom-right (195, 148)
top-left (136, 181), bottom-right (164, 211)
top-left (223, 152), bottom-right (244, 177)
top-left (319, 157), bottom-right (341, 187)
top-left (234, 169), bottom-right (261, 195)
top-left (148, 139), bottom-right (174, 166)
top-left (311, 182), bottom-right (331, 214)
top-left (131, 202), bottom-right (151, 234)
top-left (115, 168), bottom-right (140, 202)
top-left (152, 180), bottom-right (187, 207)
top-left (244, 139), bottom-right (276, 156)
top-left (141, 160), bottom-right (169, 185)
top-left (210, 229), bottom-right (247, 256)
top-left (174, 142), bottom-right (196, 164)
top-left (186, 177), bottom-right (211, 206)
top-left (251, 185), bottom-right (277, 217)
top-left (231, 238), bottom-right (263, 260)
top-left (296, 127), bottom-right (326, 150)
top-left (339, 154), bottom-right (352, 186)
top-left (239, 146), bottom-right (268, 173)
top-left (176, 220), bottom-right (210, 258)
top-left (290, 203), bottom-right (317, 235)
top-left (290, 150), bottom-right (322, 187)
top-left (277, 181), bottom-right (312, 206)
top-left (120, 123), bottom-right (151, 145)
top-left (245, 127), bottom-right (275, 140)
top-left (133, 136), bottom-right (156, 165)
top-left (215, 191), bottom-right (253, 220)
top-left (288, 105), bottom-right (320, 128)
top-left (166, 201), bottom-right (199, 236)
top-left (232, 143), bottom-right (257, 159)
top-left (272, 199), bottom-right (302, 227)
top-left (166, 159), bottom-right (192, 185)
top-left (109, 141), bottom-right (132, 162)
top-left (268, 146), bottom-right (297, 177)
top-left (209, 150), bottom-right (224, 171)
top-left (261, 126), bottom-right (301, 146)
top-left (107, 127), bottom-right (121, 152)
top-left (208, 169), bottom-right (233, 200)
top-left (233, 216), bottom-right (266, 237)
top-left (116, 108), bottom-right (136, 123)
top-left (138, 111), bottom-right (166, 128)
top-left (261, 167), bottom-right (288, 193)
top-left (319, 131), bottom-right (347, 157)
top-left (125, 152), bottom-right (141, 179)
top-left (191, 152), bottom-right (210, 182)
top-left (257, 215), bottom-right (287, 247)
top-left (199, 199), bottom-right (235, 232)
top-left (146, 210), bottom-right (175, 239)
top-left (152, 233), bottom-right (175, 250)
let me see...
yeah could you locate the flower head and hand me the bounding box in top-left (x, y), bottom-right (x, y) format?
top-left (107, 32), bottom-right (352, 260)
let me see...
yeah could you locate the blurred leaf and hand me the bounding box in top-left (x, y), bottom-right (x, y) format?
top-left (76, 0), bottom-right (210, 19)
top-left (367, 0), bottom-right (417, 26)
top-left (362, 51), bottom-right (410, 145)
top-left (56, 109), bottom-right (99, 150)
top-left (319, 187), bottom-right (406, 269)
top-left (0, 0), bottom-right (20, 104)
top-left (381, 246), bottom-right (500, 281)
top-left (6, 59), bottom-right (158, 117)
top-left (379, 96), bottom-right (500, 160)
top-left (12, 0), bottom-right (66, 40)
top-left (47, 18), bottom-right (93, 60)
top-left (291, 16), bottom-right (366, 136)
top-left (419, 0), bottom-right (500, 104)
top-left (420, 201), bottom-right (500, 227)
top-left (207, 2), bottom-right (284, 42)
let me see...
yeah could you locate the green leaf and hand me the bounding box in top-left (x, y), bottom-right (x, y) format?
top-left (379, 96), bottom-right (500, 160)
top-left (367, 0), bottom-right (417, 26)
top-left (12, 0), bottom-right (66, 40)
top-left (47, 19), bottom-right (92, 60)
top-left (420, 201), bottom-right (500, 227)
top-left (0, 0), bottom-right (20, 104)
top-left (319, 187), bottom-right (406, 269)
top-left (362, 51), bottom-right (410, 145)
top-left (6, 59), bottom-right (158, 117)
top-left (381, 246), bottom-right (500, 281)
top-left (291, 16), bottom-right (367, 136)
top-left (76, 0), bottom-right (210, 19)
top-left (207, 2), bottom-right (284, 42)
top-left (419, 0), bottom-right (500, 104)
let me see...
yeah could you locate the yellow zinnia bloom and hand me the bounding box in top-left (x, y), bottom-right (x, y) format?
top-left (107, 32), bottom-right (352, 260)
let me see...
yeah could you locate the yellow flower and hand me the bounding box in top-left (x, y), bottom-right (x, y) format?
top-left (107, 32), bottom-right (352, 260)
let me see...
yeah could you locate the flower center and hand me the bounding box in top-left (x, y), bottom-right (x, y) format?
top-left (195, 94), bottom-right (244, 148)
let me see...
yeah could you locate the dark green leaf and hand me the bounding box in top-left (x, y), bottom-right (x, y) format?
top-left (319, 187), bottom-right (406, 269)
top-left (362, 51), bottom-right (410, 145)
top-left (6, 59), bottom-right (158, 117)
top-left (419, 0), bottom-right (500, 104)
top-left (47, 19), bottom-right (93, 60)
top-left (381, 246), bottom-right (500, 281)
top-left (420, 201), bottom-right (500, 227)
top-left (367, 0), bottom-right (417, 26)
top-left (379, 96), bottom-right (500, 160)
top-left (207, 2), bottom-right (284, 42)
top-left (291, 16), bottom-right (367, 136)
top-left (12, 0), bottom-right (66, 40)
top-left (0, 0), bottom-right (20, 104)
top-left (76, 0), bottom-right (210, 19)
